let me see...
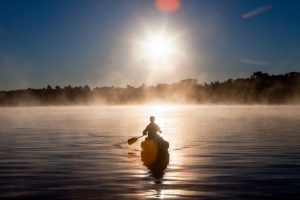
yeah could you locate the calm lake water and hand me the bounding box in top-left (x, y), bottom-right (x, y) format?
top-left (0, 105), bottom-right (299, 199)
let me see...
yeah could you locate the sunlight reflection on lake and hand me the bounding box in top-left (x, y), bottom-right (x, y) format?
top-left (0, 105), bottom-right (300, 199)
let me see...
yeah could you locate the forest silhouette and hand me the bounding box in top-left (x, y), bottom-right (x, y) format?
top-left (0, 71), bottom-right (299, 106)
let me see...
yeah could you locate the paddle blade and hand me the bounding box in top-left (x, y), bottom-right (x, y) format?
top-left (128, 137), bottom-right (138, 145)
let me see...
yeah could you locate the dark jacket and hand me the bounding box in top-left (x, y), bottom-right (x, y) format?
top-left (143, 122), bottom-right (162, 138)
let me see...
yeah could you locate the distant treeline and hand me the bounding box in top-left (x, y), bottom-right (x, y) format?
top-left (0, 71), bottom-right (300, 106)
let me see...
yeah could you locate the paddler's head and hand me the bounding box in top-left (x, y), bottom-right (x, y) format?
top-left (150, 116), bottom-right (155, 122)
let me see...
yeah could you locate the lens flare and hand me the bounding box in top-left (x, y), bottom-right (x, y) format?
top-left (155, 0), bottom-right (180, 13)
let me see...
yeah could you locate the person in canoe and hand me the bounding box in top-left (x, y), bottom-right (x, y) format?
top-left (143, 116), bottom-right (162, 140)
top-left (141, 116), bottom-right (169, 172)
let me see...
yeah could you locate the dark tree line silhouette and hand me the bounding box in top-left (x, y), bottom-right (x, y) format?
top-left (0, 71), bottom-right (299, 106)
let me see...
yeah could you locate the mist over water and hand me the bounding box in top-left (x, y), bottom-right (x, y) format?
top-left (0, 105), bottom-right (299, 199)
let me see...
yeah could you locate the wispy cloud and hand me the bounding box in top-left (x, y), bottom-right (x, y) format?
top-left (240, 58), bottom-right (270, 66)
top-left (242, 5), bottom-right (272, 19)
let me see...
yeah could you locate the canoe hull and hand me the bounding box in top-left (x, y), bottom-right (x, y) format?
top-left (141, 137), bottom-right (169, 152)
top-left (141, 137), bottom-right (169, 179)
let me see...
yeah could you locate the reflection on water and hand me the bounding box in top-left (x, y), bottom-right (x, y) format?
top-left (0, 106), bottom-right (300, 199)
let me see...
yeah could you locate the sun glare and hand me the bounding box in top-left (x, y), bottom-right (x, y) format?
top-left (135, 27), bottom-right (182, 68)
top-left (142, 33), bottom-right (174, 61)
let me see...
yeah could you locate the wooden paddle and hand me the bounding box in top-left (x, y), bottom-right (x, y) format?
top-left (128, 135), bottom-right (144, 145)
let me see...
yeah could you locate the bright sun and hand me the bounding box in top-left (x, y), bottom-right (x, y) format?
top-left (142, 33), bottom-right (174, 61)
top-left (135, 28), bottom-right (181, 67)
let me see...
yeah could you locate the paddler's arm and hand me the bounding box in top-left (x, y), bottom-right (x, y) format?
top-left (157, 125), bottom-right (162, 134)
top-left (143, 129), bottom-right (147, 135)
top-left (143, 125), bottom-right (149, 135)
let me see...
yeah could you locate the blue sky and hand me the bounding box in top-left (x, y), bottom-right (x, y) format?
top-left (0, 0), bottom-right (299, 90)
